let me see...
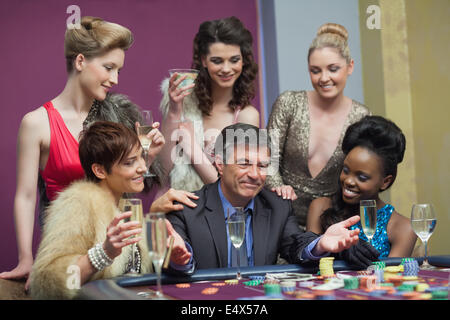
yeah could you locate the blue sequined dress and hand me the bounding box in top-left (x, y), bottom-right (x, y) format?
top-left (349, 204), bottom-right (394, 258)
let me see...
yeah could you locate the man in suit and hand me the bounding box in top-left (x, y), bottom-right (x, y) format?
top-left (166, 123), bottom-right (379, 273)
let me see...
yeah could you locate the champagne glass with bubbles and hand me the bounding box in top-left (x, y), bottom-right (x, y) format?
top-left (360, 200), bottom-right (377, 244)
top-left (227, 207), bottom-right (246, 280)
top-left (411, 204), bottom-right (437, 269)
top-left (137, 110), bottom-right (155, 177)
top-left (145, 212), bottom-right (167, 298)
top-left (119, 198), bottom-right (143, 276)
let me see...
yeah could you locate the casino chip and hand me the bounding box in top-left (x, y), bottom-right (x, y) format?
top-left (431, 290), bottom-right (448, 300)
top-left (374, 261), bottom-right (386, 268)
top-left (403, 260), bottom-right (419, 276)
top-left (225, 279), bottom-right (239, 285)
top-left (201, 287), bottom-right (219, 295)
top-left (211, 282), bottom-right (226, 287)
top-left (264, 283), bottom-right (281, 296)
top-left (249, 275), bottom-right (265, 281)
top-left (384, 265), bottom-right (404, 273)
top-left (243, 280), bottom-right (263, 286)
top-left (415, 283), bottom-right (429, 292)
top-left (319, 257), bottom-right (335, 277)
top-left (344, 277), bottom-right (359, 290)
top-left (280, 281), bottom-right (296, 294)
top-left (359, 275), bottom-right (377, 290)
top-left (397, 284), bottom-right (415, 292)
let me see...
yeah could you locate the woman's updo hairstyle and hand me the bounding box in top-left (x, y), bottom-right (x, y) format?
top-left (342, 115), bottom-right (406, 191)
top-left (64, 16), bottom-right (134, 73)
top-left (308, 23), bottom-right (352, 64)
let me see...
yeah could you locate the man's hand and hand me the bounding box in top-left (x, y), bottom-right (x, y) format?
top-left (166, 220), bottom-right (192, 266)
top-left (314, 215), bottom-right (361, 255)
top-left (150, 188), bottom-right (198, 213)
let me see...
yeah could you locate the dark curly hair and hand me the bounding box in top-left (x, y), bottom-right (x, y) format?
top-left (191, 16), bottom-right (258, 116)
top-left (319, 115), bottom-right (406, 231)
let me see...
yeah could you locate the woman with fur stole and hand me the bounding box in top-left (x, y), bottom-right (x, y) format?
top-left (156, 17), bottom-right (260, 199)
top-left (29, 122), bottom-right (191, 299)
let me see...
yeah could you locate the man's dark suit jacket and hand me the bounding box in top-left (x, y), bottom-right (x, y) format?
top-left (166, 180), bottom-right (319, 271)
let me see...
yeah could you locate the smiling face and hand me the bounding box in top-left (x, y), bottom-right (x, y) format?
top-left (97, 143), bottom-right (146, 201)
top-left (201, 42), bottom-right (243, 90)
top-left (77, 48), bottom-right (125, 101)
top-left (308, 47), bottom-right (353, 100)
top-left (216, 144), bottom-right (270, 207)
top-left (340, 146), bottom-right (393, 205)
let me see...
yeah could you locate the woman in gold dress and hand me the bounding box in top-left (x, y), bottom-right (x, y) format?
top-left (266, 23), bottom-right (370, 229)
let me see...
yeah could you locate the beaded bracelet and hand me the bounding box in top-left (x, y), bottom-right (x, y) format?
top-left (88, 243), bottom-right (114, 271)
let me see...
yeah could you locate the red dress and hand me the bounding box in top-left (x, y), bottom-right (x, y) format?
top-left (39, 101), bottom-right (85, 201)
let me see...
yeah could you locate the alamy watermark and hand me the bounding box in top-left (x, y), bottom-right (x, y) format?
top-left (66, 5), bottom-right (81, 29)
top-left (170, 124), bottom-right (280, 176)
top-left (366, 5), bottom-right (381, 30)
top-left (66, 265), bottom-right (81, 290)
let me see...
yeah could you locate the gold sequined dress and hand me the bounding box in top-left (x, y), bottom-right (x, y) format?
top-left (266, 90), bottom-right (370, 228)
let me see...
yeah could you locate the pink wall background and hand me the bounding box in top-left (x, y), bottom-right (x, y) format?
top-left (0, 0), bottom-right (259, 272)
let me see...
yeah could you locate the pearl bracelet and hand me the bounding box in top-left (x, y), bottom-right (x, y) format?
top-left (88, 243), bottom-right (114, 271)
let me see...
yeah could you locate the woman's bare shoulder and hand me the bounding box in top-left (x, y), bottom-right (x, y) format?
top-left (238, 105), bottom-right (260, 126)
top-left (19, 106), bottom-right (48, 137)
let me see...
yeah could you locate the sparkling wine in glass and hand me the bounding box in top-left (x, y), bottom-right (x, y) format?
top-left (138, 110), bottom-right (155, 177)
top-left (360, 200), bottom-right (377, 244)
top-left (168, 69), bottom-right (199, 123)
top-left (145, 212), bottom-right (168, 298)
top-left (411, 204), bottom-right (437, 269)
top-left (227, 207), bottom-right (246, 280)
top-left (119, 198), bottom-right (143, 276)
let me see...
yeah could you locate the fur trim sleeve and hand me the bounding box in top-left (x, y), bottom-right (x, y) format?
top-left (159, 78), bottom-right (171, 118)
top-left (30, 181), bottom-right (114, 299)
top-left (157, 78), bottom-right (207, 192)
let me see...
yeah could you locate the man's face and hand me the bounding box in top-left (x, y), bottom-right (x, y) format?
top-left (216, 144), bottom-right (270, 206)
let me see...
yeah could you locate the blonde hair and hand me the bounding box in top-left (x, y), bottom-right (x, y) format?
top-left (308, 23), bottom-right (351, 64)
top-left (64, 16), bottom-right (134, 73)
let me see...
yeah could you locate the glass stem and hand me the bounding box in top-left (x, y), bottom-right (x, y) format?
top-left (131, 243), bottom-right (136, 271)
top-left (144, 149), bottom-right (150, 173)
top-left (155, 263), bottom-right (162, 295)
top-left (424, 240), bottom-right (428, 262)
top-left (237, 247), bottom-right (241, 279)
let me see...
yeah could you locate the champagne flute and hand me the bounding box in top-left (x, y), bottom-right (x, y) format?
top-left (119, 198), bottom-right (143, 276)
top-left (168, 69), bottom-right (199, 123)
top-left (137, 110), bottom-right (155, 177)
top-left (359, 200), bottom-right (377, 244)
top-left (145, 212), bottom-right (168, 298)
top-left (227, 207), bottom-right (246, 280)
top-left (411, 204), bottom-right (437, 269)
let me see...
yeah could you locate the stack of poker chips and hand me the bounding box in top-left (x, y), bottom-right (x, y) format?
top-left (402, 259), bottom-right (420, 276)
top-left (249, 275), bottom-right (265, 281)
top-left (430, 288), bottom-right (449, 300)
top-left (415, 283), bottom-right (430, 292)
top-left (280, 281), bottom-right (296, 294)
top-left (319, 257), bottom-right (335, 277)
top-left (314, 290), bottom-right (335, 300)
top-left (243, 279), bottom-right (263, 286)
top-left (264, 283), bottom-right (282, 297)
top-left (344, 277), bottom-right (359, 289)
top-left (373, 261), bottom-right (386, 269)
top-left (359, 275), bottom-right (377, 290)
top-left (372, 261), bottom-right (385, 283)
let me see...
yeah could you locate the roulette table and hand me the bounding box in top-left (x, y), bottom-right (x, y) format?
top-left (78, 255), bottom-right (449, 301)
